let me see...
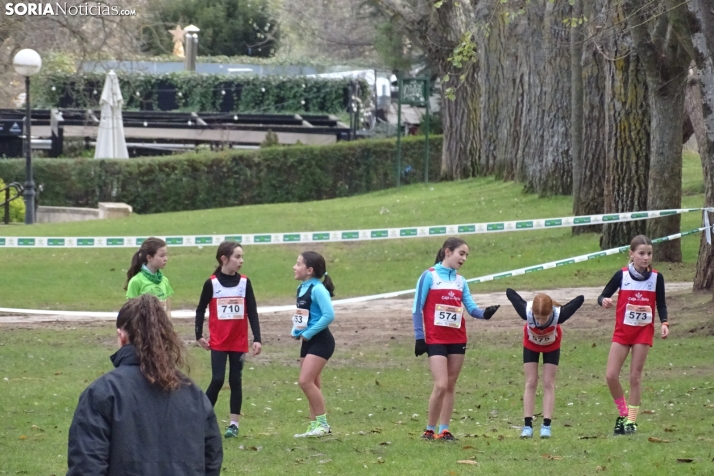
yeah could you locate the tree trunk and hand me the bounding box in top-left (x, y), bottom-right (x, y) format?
top-left (645, 83), bottom-right (685, 261)
top-left (440, 66), bottom-right (481, 179)
top-left (601, 6), bottom-right (650, 249)
top-left (525, 0), bottom-right (572, 196)
top-left (570, 0), bottom-right (584, 213)
top-left (572, 0), bottom-right (606, 234)
top-left (624, 0), bottom-right (692, 262)
top-left (685, 0), bottom-right (714, 292)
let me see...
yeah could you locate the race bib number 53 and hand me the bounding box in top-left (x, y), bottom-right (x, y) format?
top-left (624, 304), bottom-right (653, 326)
top-left (434, 304), bottom-right (463, 328)
top-left (292, 308), bottom-right (309, 330)
top-left (217, 298), bottom-right (245, 320)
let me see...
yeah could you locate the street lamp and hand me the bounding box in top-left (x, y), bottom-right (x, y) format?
top-left (13, 48), bottom-right (42, 224)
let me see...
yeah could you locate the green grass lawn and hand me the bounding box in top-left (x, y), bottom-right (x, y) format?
top-left (1, 295), bottom-right (713, 475)
top-left (0, 151), bottom-right (706, 311)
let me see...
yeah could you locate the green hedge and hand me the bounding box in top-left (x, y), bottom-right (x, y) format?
top-left (0, 136), bottom-right (442, 214)
top-left (34, 71), bottom-right (371, 114)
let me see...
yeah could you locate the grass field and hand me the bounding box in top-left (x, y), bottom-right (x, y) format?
top-left (0, 151), bottom-right (706, 311)
top-left (1, 292), bottom-right (713, 475)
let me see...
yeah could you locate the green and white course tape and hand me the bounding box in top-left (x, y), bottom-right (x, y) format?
top-left (1, 225), bottom-right (710, 318)
top-left (0, 207), bottom-right (710, 248)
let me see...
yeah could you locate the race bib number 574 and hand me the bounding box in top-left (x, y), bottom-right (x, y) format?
top-left (434, 304), bottom-right (463, 328)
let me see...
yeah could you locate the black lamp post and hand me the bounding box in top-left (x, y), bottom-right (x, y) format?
top-left (12, 48), bottom-right (42, 225)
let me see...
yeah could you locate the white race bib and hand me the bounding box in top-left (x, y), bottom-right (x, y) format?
top-left (623, 304), bottom-right (653, 326)
top-left (527, 328), bottom-right (557, 345)
top-left (434, 304), bottom-right (463, 328)
top-left (217, 298), bottom-right (245, 320)
top-left (292, 308), bottom-right (309, 330)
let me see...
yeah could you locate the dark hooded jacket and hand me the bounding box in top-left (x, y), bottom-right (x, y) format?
top-left (67, 344), bottom-right (223, 476)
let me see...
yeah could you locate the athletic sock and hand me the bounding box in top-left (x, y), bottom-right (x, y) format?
top-left (614, 396), bottom-right (628, 417)
top-left (543, 418), bottom-right (551, 427)
top-left (524, 417), bottom-right (533, 428)
top-left (627, 405), bottom-right (639, 424)
top-left (316, 414), bottom-right (329, 427)
top-left (230, 420), bottom-right (239, 427)
top-left (426, 425), bottom-right (436, 432)
top-left (438, 424), bottom-right (449, 434)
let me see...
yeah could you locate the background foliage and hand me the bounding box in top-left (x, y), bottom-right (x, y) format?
top-left (33, 72), bottom-right (370, 114)
top-left (0, 136), bottom-right (442, 214)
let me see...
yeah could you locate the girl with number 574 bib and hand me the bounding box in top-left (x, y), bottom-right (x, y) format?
top-left (413, 237), bottom-right (500, 442)
top-left (195, 242), bottom-right (262, 439)
top-left (506, 288), bottom-right (584, 439)
top-left (598, 235), bottom-right (669, 436)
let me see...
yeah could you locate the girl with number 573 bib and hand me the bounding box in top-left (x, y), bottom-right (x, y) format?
top-left (413, 237), bottom-right (500, 442)
top-left (598, 235), bottom-right (669, 436)
top-left (195, 242), bottom-right (262, 439)
top-left (506, 288), bottom-right (584, 439)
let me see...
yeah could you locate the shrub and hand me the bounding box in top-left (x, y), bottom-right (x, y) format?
top-left (0, 136), bottom-right (442, 214)
top-left (0, 178), bottom-right (26, 223)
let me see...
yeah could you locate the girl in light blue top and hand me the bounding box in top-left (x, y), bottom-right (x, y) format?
top-left (291, 251), bottom-right (336, 438)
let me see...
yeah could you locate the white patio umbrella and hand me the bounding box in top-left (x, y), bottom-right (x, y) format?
top-left (94, 70), bottom-right (129, 159)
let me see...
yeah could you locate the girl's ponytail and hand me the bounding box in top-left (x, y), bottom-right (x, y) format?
top-left (434, 237), bottom-right (468, 265)
top-left (123, 237), bottom-right (168, 290)
top-left (300, 251), bottom-right (335, 297)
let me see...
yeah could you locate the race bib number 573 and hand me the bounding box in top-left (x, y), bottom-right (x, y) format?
top-left (623, 304), bottom-right (653, 326)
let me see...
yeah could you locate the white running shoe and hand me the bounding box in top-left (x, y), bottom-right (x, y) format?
top-left (294, 421), bottom-right (318, 438)
top-left (304, 424), bottom-right (331, 438)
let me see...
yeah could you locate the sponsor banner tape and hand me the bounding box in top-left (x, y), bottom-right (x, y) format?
top-left (2, 225), bottom-right (710, 318)
top-left (1, 208), bottom-right (711, 249)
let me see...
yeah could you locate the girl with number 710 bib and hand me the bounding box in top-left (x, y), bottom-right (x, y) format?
top-left (413, 237), bottom-right (500, 442)
top-left (505, 288), bottom-right (584, 439)
top-left (291, 251), bottom-right (336, 438)
top-left (195, 241), bottom-right (262, 439)
top-left (598, 235), bottom-right (669, 436)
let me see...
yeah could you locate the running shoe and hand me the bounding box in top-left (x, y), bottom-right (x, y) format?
top-left (304, 424), bottom-right (331, 438)
top-left (435, 430), bottom-right (456, 441)
top-left (540, 425), bottom-right (551, 438)
top-left (613, 416), bottom-right (627, 435)
top-left (624, 421), bottom-right (637, 434)
top-left (294, 421), bottom-right (318, 438)
top-left (421, 429), bottom-right (435, 440)
top-left (520, 426), bottom-right (533, 438)
top-left (224, 424), bottom-right (239, 439)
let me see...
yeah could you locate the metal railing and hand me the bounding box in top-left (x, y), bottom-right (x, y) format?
top-left (1, 182), bottom-right (23, 225)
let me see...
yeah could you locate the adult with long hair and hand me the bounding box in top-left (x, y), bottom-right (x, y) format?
top-left (413, 237), bottom-right (500, 441)
top-left (67, 294), bottom-right (222, 476)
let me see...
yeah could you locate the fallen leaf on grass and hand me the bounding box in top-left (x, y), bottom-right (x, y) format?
top-left (318, 459), bottom-right (332, 464)
top-left (676, 459), bottom-right (694, 463)
top-left (457, 460), bottom-right (479, 465)
top-left (563, 424), bottom-right (572, 427)
top-left (647, 438), bottom-right (669, 443)
top-left (462, 445), bottom-right (474, 450)
top-left (542, 454), bottom-right (563, 460)
top-left (596, 465), bottom-right (606, 471)
top-left (379, 441), bottom-right (391, 446)
top-left (642, 410), bottom-right (655, 414)
top-left (664, 428), bottom-right (675, 432)
top-left (370, 428), bottom-right (382, 434)
top-left (578, 436), bottom-right (598, 439)
top-left (19, 435), bottom-right (26, 440)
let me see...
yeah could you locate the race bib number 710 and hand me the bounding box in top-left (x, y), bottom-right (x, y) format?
top-left (217, 298), bottom-right (245, 320)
